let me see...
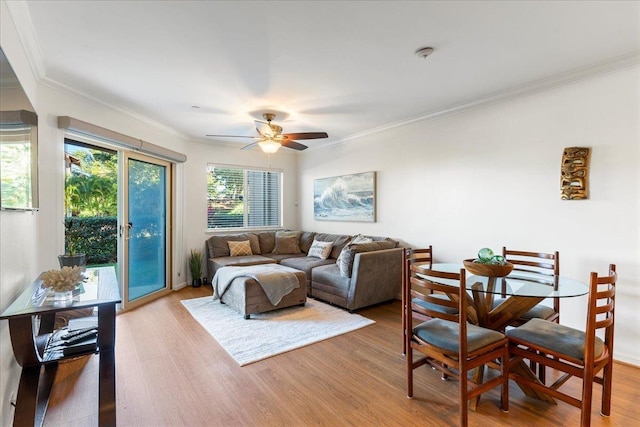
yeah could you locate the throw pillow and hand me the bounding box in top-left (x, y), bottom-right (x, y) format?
top-left (208, 233), bottom-right (260, 257)
top-left (273, 235), bottom-right (301, 254)
top-left (307, 240), bottom-right (333, 260)
top-left (349, 234), bottom-right (373, 243)
top-left (350, 234), bottom-right (373, 244)
top-left (228, 240), bottom-right (253, 257)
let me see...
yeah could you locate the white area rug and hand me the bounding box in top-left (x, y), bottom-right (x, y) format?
top-left (181, 296), bottom-right (375, 366)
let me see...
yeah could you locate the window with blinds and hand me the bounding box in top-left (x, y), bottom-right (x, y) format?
top-left (207, 165), bottom-right (282, 230)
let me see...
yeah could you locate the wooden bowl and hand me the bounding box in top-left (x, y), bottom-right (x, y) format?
top-left (463, 259), bottom-right (514, 277)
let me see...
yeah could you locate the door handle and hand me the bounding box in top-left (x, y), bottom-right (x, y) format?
top-left (120, 222), bottom-right (133, 240)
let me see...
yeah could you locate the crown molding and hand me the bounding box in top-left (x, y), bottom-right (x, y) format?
top-left (338, 52), bottom-right (640, 144)
top-left (6, 1), bottom-right (186, 141)
top-left (5, 1), bottom-right (46, 80)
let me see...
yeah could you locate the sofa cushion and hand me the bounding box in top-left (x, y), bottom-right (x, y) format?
top-left (337, 240), bottom-right (397, 278)
top-left (212, 255), bottom-right (276, 271)
top-left (307, 240), bottom-right (333, 259)
top-left (311, 264), bottom-right (351, 298)
top-left (264, 253), bottom-right (307, 263)
top-left (255, 231), bottom-right (276, 254)
top-left (299, 231), bottom-right (316, 254)
top-left (228, 240), bottom-right (252, 257)
top-left (207, 233), bottom-right (260, 257)
top-left (280, 256), bottom-right (335, 283)
top-left (273, 231), bottom-right (302, 254)
top-left (312, 233), bottom-right (351, 259)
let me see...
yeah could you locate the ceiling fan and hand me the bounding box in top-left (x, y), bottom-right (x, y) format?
top-left (206, 113), bottom-right (328, 153)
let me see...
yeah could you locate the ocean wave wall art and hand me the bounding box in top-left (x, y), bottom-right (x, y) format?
top-left (313, 171), bottom-right (376, 222)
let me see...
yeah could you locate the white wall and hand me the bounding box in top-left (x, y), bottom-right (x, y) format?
top-left (299, 65), bottom-right (640, 365)
top-left (0, 1), bottom-right (41, 424)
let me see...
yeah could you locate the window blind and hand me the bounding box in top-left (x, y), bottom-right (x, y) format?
top-left (207, 164), bottom-right (282, 230)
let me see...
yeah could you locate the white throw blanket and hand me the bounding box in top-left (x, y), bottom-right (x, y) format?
top-left (212, 264), bottom-right (300, 306)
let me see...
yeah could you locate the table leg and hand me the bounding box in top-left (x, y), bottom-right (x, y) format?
top-left (509, 358), bottom-right (556, 404)
top-left (14, 363), bottom-right (58, 427)
top-left (98, 304), bottom-right (116, 427)
top-left (468, 292), bottom-right (556, 404)
top-left (469, 365), bottom-right (484, 411)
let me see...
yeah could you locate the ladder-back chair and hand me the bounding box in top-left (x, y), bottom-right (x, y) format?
top-left (506, 264), bottom-right (616, 427)
top-left (502, 247), bottom-right (560, 325)
top-left (402, 247), bottom-right (433, 355)
top-left (406, 265), bottom-right (509, 427)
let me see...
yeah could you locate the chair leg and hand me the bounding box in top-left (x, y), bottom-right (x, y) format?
top-left (501, 344), bottom-right (509, 413)
top-left (581, 367), bottom-right (595, 427)
top-left (402, 303), bottom-right (406, 356)
top-left (538, 358), bottom-right (546, 384)
top-left (529, 358), bottom-right (537, 375)
top-left (460, 364), bottom-right (468, 427)
top-left (601, 361), bottom-right (613, 416)
top-left (407, 345), bottom-right (414, 398)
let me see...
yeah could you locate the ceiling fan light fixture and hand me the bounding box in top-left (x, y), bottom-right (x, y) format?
top-left (258, 139), bottom-right (281, 154)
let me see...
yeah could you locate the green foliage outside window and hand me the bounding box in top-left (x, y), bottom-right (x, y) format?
top-left (64, 143), bottom-right (118, 264)
top-left (64, 216), bottom-right (117, 264)
top-left (65, 148), bottom-right (117, 217)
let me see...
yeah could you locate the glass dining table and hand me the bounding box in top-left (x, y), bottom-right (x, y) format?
top-left (418, 263), bottom-right (590, 404)
top-left (423, 263), bottom-right (589, 329)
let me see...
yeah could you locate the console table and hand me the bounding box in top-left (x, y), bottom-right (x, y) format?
top-left (0, 266), bottom-right (120, 427)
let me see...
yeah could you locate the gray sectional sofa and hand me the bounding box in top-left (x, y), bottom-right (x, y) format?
top-left (205, 230), bottom-right (403, 311)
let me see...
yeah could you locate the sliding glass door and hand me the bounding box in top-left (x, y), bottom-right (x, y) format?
top-left (122, 152), bottom-right (171, 308)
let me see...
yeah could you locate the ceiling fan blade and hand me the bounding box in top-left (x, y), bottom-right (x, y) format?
top-left (281, 140), bottom-right (308, 151)
top-left (206, 134), bottom-right (259, 139)
top-left (255, 120), bottom-right (274, 138)
top-left (282, 132), bottom-right (328, 141)
top-left (241, 141), bottom-right (260, 151)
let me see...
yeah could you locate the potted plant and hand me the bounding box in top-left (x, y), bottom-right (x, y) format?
top-left (58, 218), bottom-right (87, 267)
top-left (188, 249), bottom-right (203, 287)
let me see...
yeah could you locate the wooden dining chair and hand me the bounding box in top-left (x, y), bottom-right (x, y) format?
top-left (406, 265), bottom-right (509, 427)
top-left (502, 247), bottom-right (560, 325)
top-left (506, 264), bottom-right (616, 427)
top-left (402, 247), bottom-right (433, 355)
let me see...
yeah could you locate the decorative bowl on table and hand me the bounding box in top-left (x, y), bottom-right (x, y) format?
top-left (463, 259), bottom-right (514, 277)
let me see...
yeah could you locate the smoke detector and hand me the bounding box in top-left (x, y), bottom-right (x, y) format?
top-left (415, 47), bottom-right (434, 59)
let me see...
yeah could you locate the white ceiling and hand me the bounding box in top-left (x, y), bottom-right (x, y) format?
top-left (8, 1), bottom-right (640, 150)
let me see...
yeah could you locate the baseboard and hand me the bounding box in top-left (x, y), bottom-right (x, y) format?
top-left (173, 281), bottom-right (187, 291)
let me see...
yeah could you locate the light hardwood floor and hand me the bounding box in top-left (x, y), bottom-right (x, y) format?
top-left (42, 285), bottom-right (639, 426)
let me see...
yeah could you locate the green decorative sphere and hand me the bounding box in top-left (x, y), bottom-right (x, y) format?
top-left (477, 247), bottom-right (494, 262)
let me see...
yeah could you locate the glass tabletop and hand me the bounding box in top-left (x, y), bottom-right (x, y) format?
top-left (0, 266), bottom-right (121, 319)
top-left (467, 271), bottom-right (588, 298)
top-left (418, 263), bottom-right (589, 298)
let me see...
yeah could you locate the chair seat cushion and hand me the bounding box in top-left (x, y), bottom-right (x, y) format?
top-left (492, 298), bottom-right (556, 320)
top-left (414, 319), bottom-right (505, 354)
top-left (413, 295), bottom-right (458, 315)
top-left (506, 318), bottom-right (604, 362)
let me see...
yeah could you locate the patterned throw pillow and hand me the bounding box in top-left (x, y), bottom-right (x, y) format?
top-left (228, 240), bottom-right (253, 257)
top-left (307, 240), bottom-right (333, 260)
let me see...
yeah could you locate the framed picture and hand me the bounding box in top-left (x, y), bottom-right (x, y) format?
top-left (313, 171), bottom-right (376, 222)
